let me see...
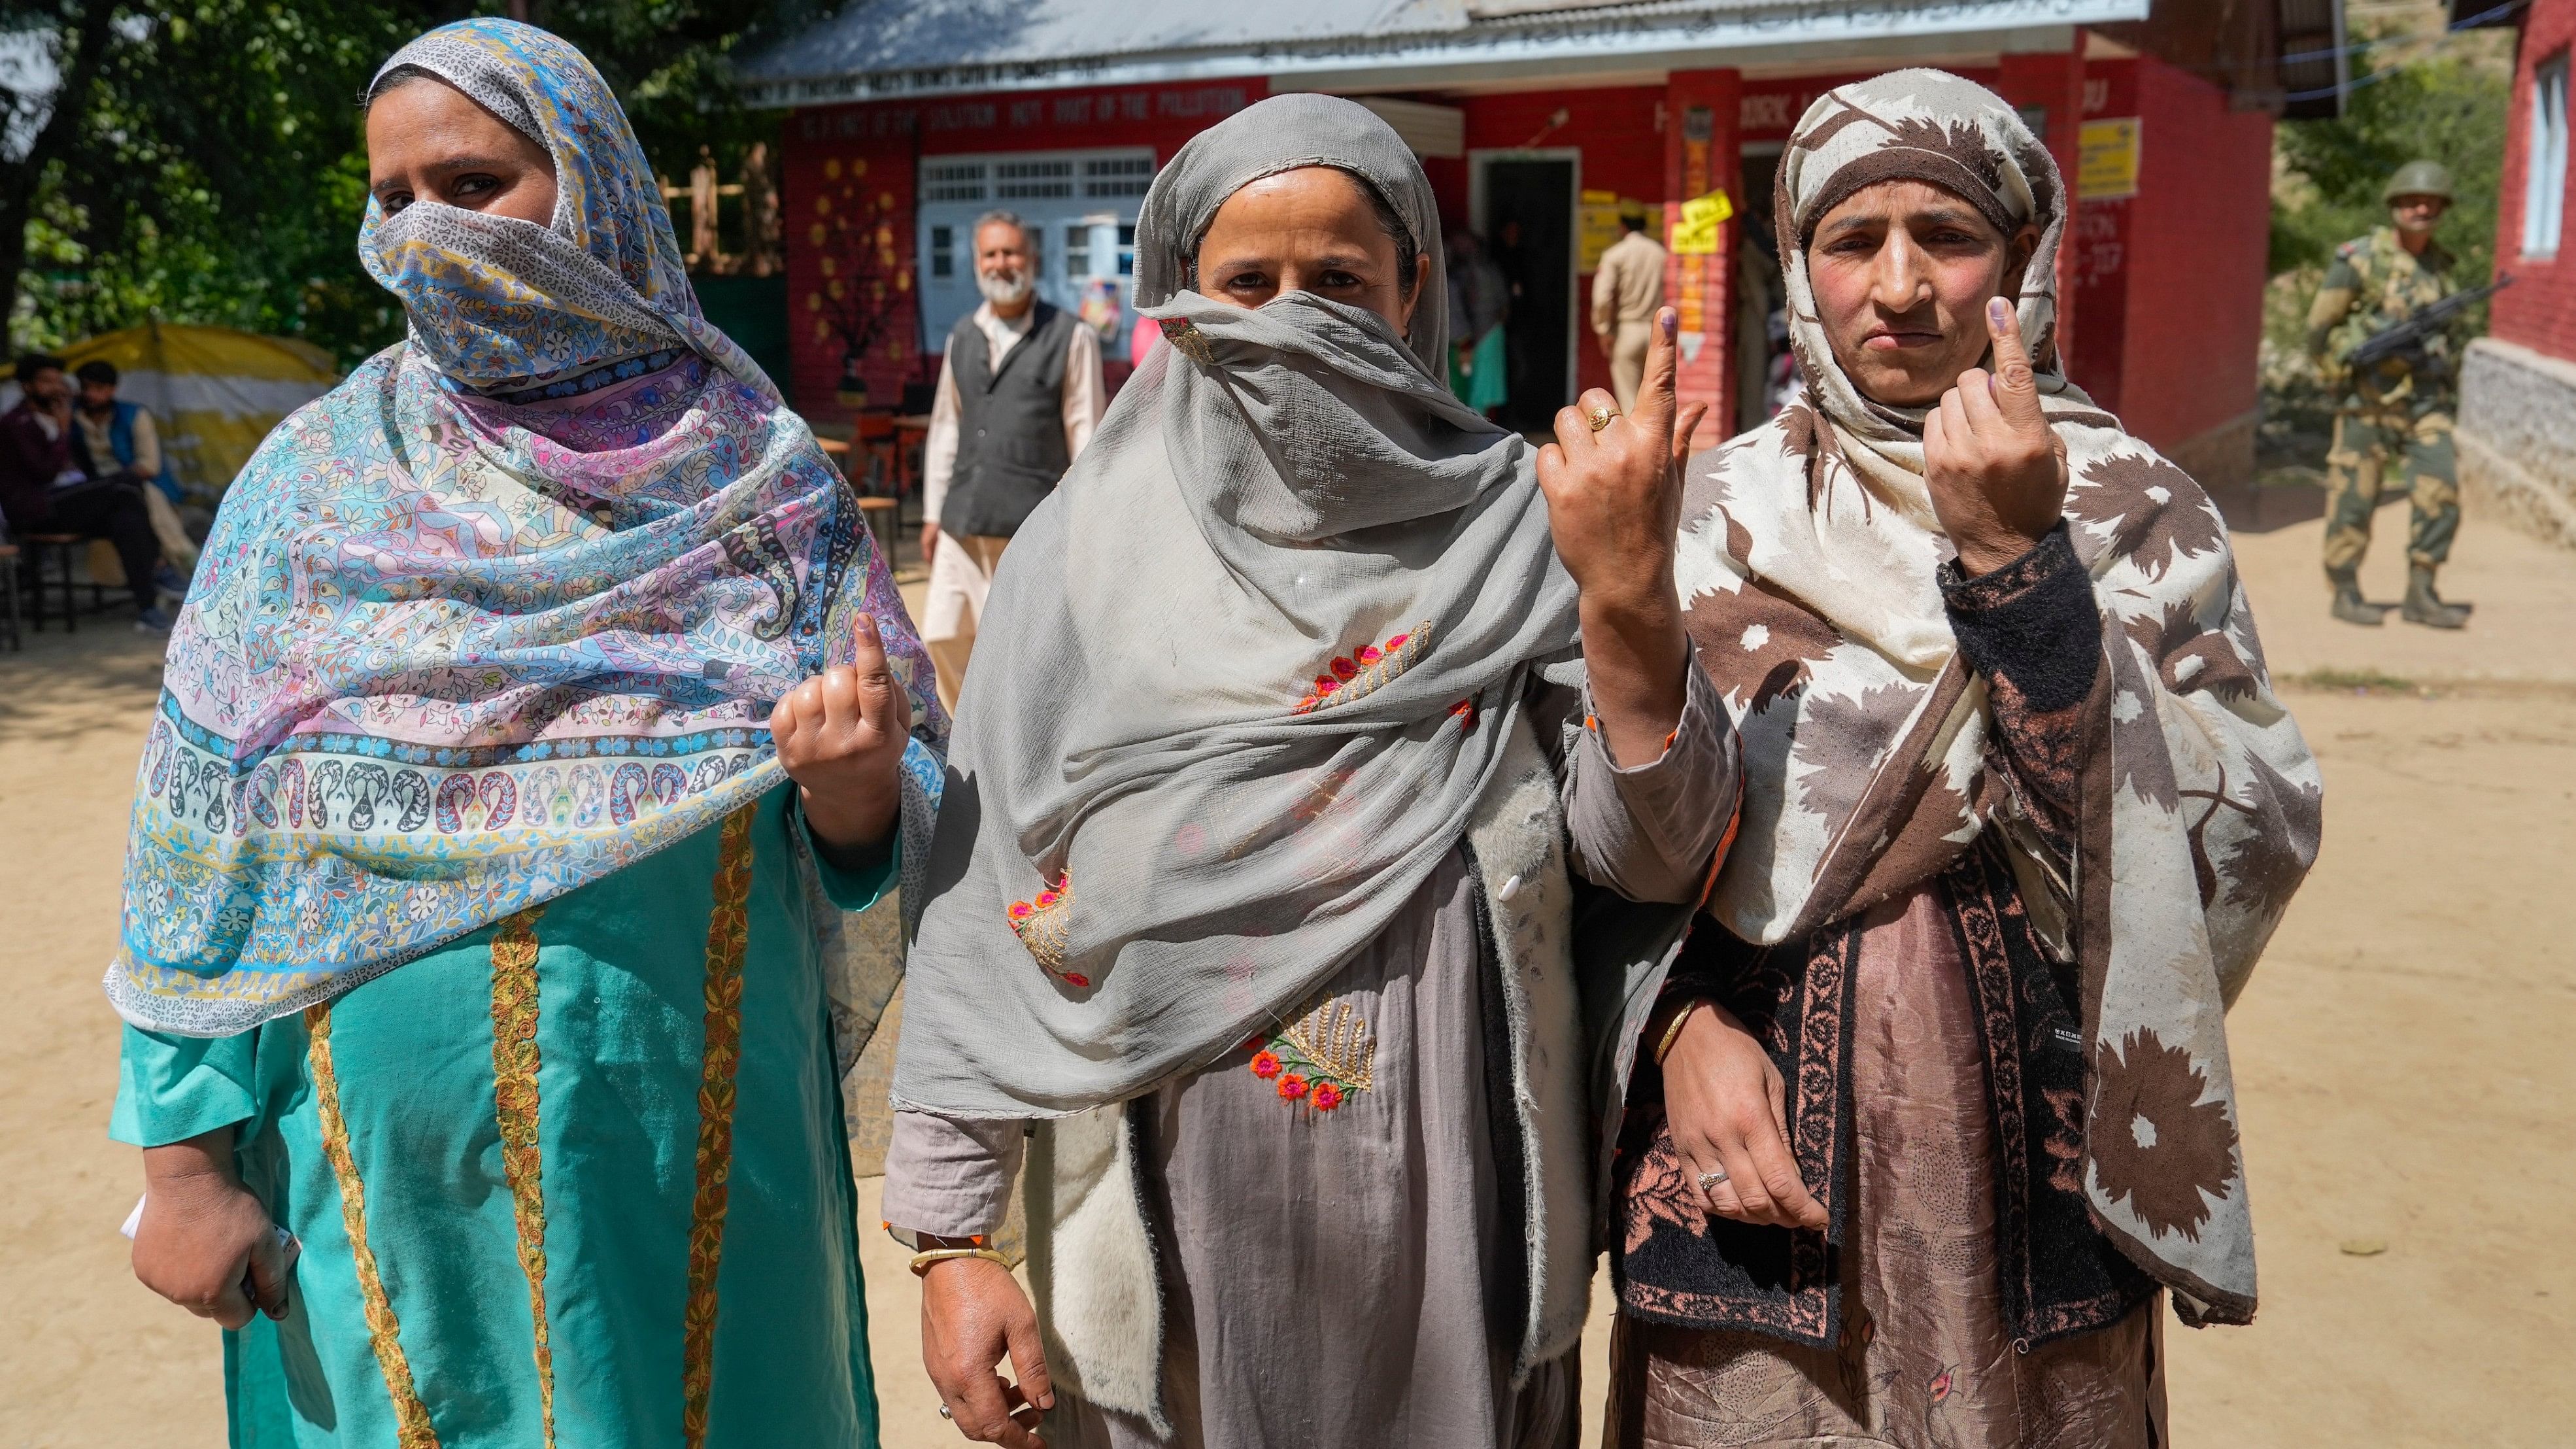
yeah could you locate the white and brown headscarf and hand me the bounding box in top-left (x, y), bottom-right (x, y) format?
top-left (1674, 70), bottom-right (2320, 1324)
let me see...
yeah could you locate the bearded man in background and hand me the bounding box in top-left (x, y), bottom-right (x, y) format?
top-left (919, 210), bottom-right (1106, 710)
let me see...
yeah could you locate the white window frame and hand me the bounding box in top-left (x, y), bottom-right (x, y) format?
top-left (915, 148), bottom-right (1158, 348)
top-left (2524, 54), bottom-right (2568, 259)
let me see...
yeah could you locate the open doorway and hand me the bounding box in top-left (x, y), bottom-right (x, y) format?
top-left (1476, 155), bottom-right (1576, 434)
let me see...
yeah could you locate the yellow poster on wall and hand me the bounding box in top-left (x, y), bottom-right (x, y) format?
top-left (1578, 189), bottom-right (1627, 271)
top-left (1669, 189), bottom-right (1734, 256)
top-left (1566, 186), bottom-right (1648, 269)
top-left (2078, 118), bottom-right (2142, 201)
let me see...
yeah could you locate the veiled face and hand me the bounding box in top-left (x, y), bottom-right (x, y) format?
top-left (1805, 179), bottom-right (2039, 407)
top-left (367, 76), bottom-right (558, 226)
top-left (1196, 166), bottom-right (1429, 335)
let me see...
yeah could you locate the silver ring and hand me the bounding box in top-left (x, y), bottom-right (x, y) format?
top-left (938, 1405), bottom-right (953, 1420)
top-left (1698, 1168), bottom-right (1729, 1193)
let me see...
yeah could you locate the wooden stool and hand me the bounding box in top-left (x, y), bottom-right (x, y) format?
top-left (856, 496), bottom-right (902, 570)
top-left (0, 543), bottom-right (20, 651)
top-left (19, 533), bottom-right (110, 633)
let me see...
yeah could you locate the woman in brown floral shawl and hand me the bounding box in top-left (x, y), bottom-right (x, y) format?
top-left (1604, 69), bottom-right (2320, 1448)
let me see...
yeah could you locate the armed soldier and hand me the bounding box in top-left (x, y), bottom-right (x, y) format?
top-left (2305, 160), bottom-right (2474, 628)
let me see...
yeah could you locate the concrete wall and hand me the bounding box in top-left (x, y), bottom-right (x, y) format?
top-left (2457, 335), bottom-right (2576, 549)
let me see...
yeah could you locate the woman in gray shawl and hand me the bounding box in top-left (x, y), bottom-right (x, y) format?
top-left (1606, 71), bottom-right (2319, 1447)
top-left (882, 95), bottom-right (1739, 1448)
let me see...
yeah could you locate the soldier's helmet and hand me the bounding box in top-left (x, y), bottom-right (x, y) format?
top-left (2384, 160), bottom-right (2456, 203)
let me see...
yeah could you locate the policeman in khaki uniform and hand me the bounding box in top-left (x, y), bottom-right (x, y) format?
top-left (2305, 160), bottom-right (2473, 628)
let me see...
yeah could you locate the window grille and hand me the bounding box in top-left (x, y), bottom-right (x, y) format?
top-left (923, 161), bottom-right (987, 203)
top-left (1066, 224), bottom-right (1092, 279)
top-left (1085, 156), bottom-right (1158, 197)
top-left (930, 225), bottom-right (955, 279)
top-left (995, 160), bottom-right (1075, 199)
top-left (1117, 223), bottom-right (1137, 277)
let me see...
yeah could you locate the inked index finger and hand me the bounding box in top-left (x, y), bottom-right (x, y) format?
top-left (1983, 296), bottom-right (2044, 426)
top-left (1632, 307), bottom-right (1680, 443)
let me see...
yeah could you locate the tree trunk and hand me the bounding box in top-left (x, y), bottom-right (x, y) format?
top-left (3, 0), bottom-right (118, 337)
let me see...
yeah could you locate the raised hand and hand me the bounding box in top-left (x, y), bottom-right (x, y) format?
top-left (771, 611), bottom-right (912, 854)
top-left (1535, 306), bottom-right (1710, 766)
top-left (1924, 296), bottom-right (2069, 576)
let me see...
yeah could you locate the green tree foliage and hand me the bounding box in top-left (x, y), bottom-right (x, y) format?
top-left (2272, 51), bottom-right (2511, 282)
top-left (7, 0), bottom-right (818, 365)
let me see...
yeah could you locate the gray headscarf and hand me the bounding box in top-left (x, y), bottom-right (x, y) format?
top-left (892, 95), bottom-right (1580, 1118)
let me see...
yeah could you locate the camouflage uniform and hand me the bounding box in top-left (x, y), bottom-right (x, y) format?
top-left (2305, 226), bottom-right (2462, 584)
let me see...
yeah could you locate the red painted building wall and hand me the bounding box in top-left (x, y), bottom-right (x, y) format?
top-left (1451, 85), bottom-right (1666, 403)
top-left (775, 51), bottom-right (2273, 478)
top-left (2069, 55), bottom-right (2273, 481)
top-left (781, 80), bottom-right (1266, 422)
top-left (2493, 0), bottom-right (2576, 357)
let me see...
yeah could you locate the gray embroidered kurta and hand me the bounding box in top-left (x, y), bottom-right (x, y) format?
top-left (883, 666), bottom-right (1739, 1449)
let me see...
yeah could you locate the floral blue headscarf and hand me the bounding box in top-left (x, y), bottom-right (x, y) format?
top-left (108, 19), bottom-right (943, 1037)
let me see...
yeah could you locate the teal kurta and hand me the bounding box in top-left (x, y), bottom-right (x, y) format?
top-left (113, 783), bottom-right (891, 1448)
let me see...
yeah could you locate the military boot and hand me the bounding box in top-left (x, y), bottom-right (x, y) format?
top-left (2401, 564), bottom-right (2471, 628)
top-left (2330, 578), bottom-right (2388, 626)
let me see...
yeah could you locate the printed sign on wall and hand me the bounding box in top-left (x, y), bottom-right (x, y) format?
top-left (2078, 118), bottom-right (2143, 201)
top-left (1670, 190), bottom-right (1735, 256)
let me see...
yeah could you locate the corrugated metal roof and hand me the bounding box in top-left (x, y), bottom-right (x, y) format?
top-left (741, 0), bottom-right (2150, 105)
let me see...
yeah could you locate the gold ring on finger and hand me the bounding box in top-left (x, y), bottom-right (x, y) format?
top-left (1585, 403), bottom-right (1618, 432)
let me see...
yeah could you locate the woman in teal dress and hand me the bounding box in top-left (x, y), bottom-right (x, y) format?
top-left (106, 21), bottom-right (940, 1448)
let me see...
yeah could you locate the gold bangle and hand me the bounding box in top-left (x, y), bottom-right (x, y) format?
top-left (1652, 997), bottom-right (1710, 1066)
top-left (910, 1246), bottom-right (1011, 1277)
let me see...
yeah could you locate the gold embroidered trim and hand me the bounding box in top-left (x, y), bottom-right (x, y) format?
top-left (1006, 873), bottom-right (1081, 985)
top-left (1247, 993), bottom-right (1378, 1114)
top-left (682, 804), bottom-right (758, 1448)
top-left (307, 1002), bottom-right (443, 1449)
top-left (1283, 998), bottom-right (1378, 1094)
top-left (1157, 316), bottom-right (1214, 364)
top-left (489, 906), bottom-right (556, 1449)
top-left (1295, 622), bottom-right (1434, 714)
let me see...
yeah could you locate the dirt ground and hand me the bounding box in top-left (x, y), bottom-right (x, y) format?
top-left (3, 505), bottom-right (2569, 1448)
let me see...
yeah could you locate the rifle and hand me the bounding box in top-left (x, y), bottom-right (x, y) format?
top-left (2343, 273), bottom-right (2511, 375)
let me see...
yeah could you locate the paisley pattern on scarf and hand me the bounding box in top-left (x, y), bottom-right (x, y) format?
top-left (107, 19), bottom-right (944, 1035)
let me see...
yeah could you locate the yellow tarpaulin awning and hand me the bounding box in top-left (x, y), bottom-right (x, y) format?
top-left (2, 324), bottom-right (342, 593)
top-left (28, 322), bottom-right (342, 505)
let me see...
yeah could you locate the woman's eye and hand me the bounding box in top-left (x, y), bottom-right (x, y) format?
top-left (380, 192), bottom-right (411, 216)
top-left (1318, 270), bottom-right (1363, 290)
top-left (453, 174), bottom-right (498, 199)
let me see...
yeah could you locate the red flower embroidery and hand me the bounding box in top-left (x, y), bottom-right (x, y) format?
top-left (1291, 624), bottom-right (1432, 715)
top-left (1277, 1072), bottom-right (1308, 1100)
top-left (1250, 1050), bottom-right (1282, 1080)
top-left (1312, 1082), bottom-right (1344, 1111)
top-left (1929, 1369), bottom-right (1954, 1405)
top-left (1062, 972), bottom-right (1091, 989)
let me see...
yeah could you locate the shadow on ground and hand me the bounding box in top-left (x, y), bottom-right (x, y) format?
top-left (0, 625), bottom-right (168, 746)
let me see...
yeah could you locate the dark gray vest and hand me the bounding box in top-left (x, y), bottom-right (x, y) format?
top-left (945, 302), bottom-right (1077, 539)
